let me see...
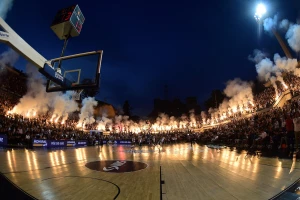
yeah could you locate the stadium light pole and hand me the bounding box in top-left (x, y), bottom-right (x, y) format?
top-left (254, 3), bottom-right (266, 22)
top-left (254, 3), bottom-right (292, 59)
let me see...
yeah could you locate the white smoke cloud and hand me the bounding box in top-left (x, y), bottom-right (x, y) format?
top-left (189, 110), bottom-right (197, 127)
top-left (97, 116), bottom-right (113, 131)
top-left (248, 49), bottom-right (266, 63)
top-left (262, 16), bottom-right (300, 53)
top-left (0, 0), bottom-right (13, 20)
top-left (12, 65), bottom-right (56, 115)
top-left (263, 15), bottom-right (278, 32)
top-left (0, 49), bottom-right (19, 67)
top-left (273, 54), bottom-right (298, 74)
top-left (77, 97), bottom-right (98, 126)
top-left (224, 78), bottom-right (252, 97)
top-left (201, 111), bottom-right (206, 119)
top-left (270, 76), bottom-right (278, 97)
top-left (255, 58), bottom-right (274, 82)
top-left (218, 99), bottom-right (229, 114)
top-left (279, 19), bottom-right (290, 30)
top-left (263, 15), bottom-right (293, 34)
top-left (51, 91), bottom-right (79, 120)
top-left (224, 78), bottom-right (253, 111)
top-left (255, 53), bottom-right (299, 83)
top-left (11, 65), bottom-right (79, 121)
top-left (286, 24), bottom-right (300, 52)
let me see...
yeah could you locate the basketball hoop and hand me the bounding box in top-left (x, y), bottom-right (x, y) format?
top-left (72, 89), bottom-right (83, 100)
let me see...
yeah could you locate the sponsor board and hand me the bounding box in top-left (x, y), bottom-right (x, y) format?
top-left (54, 72), bottom-right (64, 82)
top-left (33, 139), bottom-right (47, 147)
top-left (47, 140), bottom-right (66, 147)
top-left (85, 160), bottom-right (147, 173)
top-left (102, 140), bottom-right (131, 145)
top-left (0, 134), bottom-right (7, 146)
top-left (66, 140), bottom-right (76, 147)
top-left (33, 139), bottom-right (87, 148)
top-left (76, 140), bottom-right (87, 147)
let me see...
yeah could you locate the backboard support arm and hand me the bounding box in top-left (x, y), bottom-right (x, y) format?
top-left (0, 17), bottom-right (47, 69)
top-left (57, 35), bottom-right (70, 70)
top-left (0, 17), bottom-right (103, 93)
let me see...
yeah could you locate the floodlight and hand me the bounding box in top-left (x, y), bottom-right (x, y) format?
top-left (254, 3), bottom-right (266, 21)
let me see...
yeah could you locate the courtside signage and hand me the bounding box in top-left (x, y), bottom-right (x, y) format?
top-left (32, 139), bottom-right (87, 147)
top-left (76, 140), bottom-right (87, 146)
top-left (0, 134), bottom-right (7, 146)
top-left (102, 140), bottom-right (131, 145)
top-left (67, 140), bottom-right (76, 147)
top-left (33, 139), bottom-right (47, 147)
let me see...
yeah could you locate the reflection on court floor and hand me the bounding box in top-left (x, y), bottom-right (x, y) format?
top-left (0, 144), bottom-right (300, 199)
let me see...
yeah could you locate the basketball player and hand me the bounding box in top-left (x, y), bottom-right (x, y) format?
top-left (130, 137), bottom-right (135, 152)
top-left (152, 135), bottom-right (156, 147)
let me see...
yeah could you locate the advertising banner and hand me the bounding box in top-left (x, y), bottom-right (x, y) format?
top-left (32, 139), bottom-right (131, 148)
top-left (47, 140), bottom-right (66, 147)
top-left (33, 139), bottom-right (87, 148)
top-left (102, 140), bottom-right (131, 145)
top-left (0, 134), bottom-right (7, 146)
top-left (66, 140), bottom-right (76, 147)
top-left (32, 139), bottom-right (47, 147)
top-left (117, 140), bottom-right (131, 145)
top-left (76, 140), bottom-right (87, 147)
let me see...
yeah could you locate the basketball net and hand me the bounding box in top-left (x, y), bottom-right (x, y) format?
top-left (72, 89), bottom-right (83, 101)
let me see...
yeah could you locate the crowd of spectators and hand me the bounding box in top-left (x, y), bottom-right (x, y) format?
top-left (285, 73), bottom-right (300, 96)
top-left (2, 64), bottom-right (300, 159)
top-left (254, 87), bottom-right (276, 110)
top-left (0, 65), bottom-right (27, 97)
top-left (251, 73), bottom-right (300, 111)
top-left (0, 65), bottom-right (89, 145)
top-left (199, 98), bottom-right (300, 157)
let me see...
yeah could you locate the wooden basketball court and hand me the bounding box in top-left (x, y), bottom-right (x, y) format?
top-left (0, 144), bottom-right (299, 200)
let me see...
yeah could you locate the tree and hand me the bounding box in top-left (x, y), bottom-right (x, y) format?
top-left (123, 100), bottom-right (132, 116)
top-left (204, 89), bottom-right (226, 111)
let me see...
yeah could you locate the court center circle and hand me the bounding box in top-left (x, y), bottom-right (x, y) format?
top-left (85, 160), bottom-right (148, 173)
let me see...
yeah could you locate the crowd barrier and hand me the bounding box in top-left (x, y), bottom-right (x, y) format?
top-left (32, 139), bottom-right (132, 148)
top-left (32, 139), bottom-right (88, 148)
top-left (0, 134), bottom-right (7, 146)
top-left (102, 140), bottom-right (131, 145)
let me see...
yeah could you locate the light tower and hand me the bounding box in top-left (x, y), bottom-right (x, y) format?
top-left (254, 3), bottom-right (293, 59)
top-left (253, 3), bottom-right (299, 90)
top-left (254, 4), bottom-right (300, 61)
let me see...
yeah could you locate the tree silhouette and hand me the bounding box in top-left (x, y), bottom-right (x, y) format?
top-left (204, 89), bottom-right (226, 111)
top-left (123, 100), bottom-right (132, 116)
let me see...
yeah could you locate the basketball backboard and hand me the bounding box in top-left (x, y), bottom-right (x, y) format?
top-left (39, 51), bottom-right (103, 92)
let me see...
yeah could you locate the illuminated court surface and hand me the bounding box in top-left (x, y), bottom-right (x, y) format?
top-left (0, 144), bottom-right (300, 200)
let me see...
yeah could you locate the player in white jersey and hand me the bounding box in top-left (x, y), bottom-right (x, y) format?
top-left (130, 137), bottom-right (135, 152)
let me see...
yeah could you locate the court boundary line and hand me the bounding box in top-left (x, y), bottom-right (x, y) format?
top-left (41, 176), bottom-right (120, 199)
top-left (269, 177), bottom-right (300, 200)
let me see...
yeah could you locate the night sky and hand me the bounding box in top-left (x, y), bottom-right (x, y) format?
top-left (1, 0), bottom-right (300, 116)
